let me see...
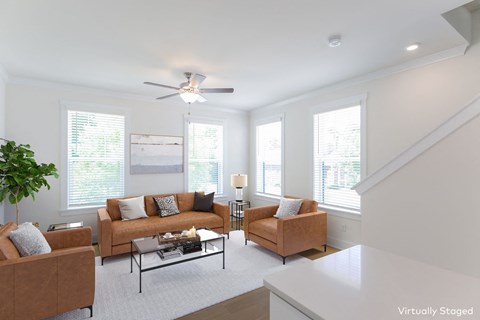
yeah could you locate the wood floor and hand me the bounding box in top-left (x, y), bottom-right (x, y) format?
top-left (177, 287), bottom-right (270, 320)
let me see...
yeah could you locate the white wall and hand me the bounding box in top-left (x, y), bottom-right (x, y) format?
top-left (250, 10), bottom-right (480, 276)
top-left (0, 70), bottom-right (6, 224)
top-left (4, 83), bottom-right (248, 238)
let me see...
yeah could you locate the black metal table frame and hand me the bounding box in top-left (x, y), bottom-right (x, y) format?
top-left (229, 200), bottom-right (250, 230)
top-left (130, 234), bottom-right (225, 293)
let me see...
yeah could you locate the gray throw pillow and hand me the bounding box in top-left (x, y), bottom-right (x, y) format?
top-left (154, 195), bottom-right (180, 217)
top-left (9, 222), bottom-right (52, 257)
top-left (274, 198), bottom-right (303, 218)
top-left (119, 196), bottom-right (148, 220)
top-left (193, 191), bottom-right (215, 212)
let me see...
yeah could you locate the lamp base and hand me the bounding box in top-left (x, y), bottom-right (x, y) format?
top-left (235, 188), bottom-right (243, 202)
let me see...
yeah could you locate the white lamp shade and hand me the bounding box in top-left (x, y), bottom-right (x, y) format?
top-left (231, 174), bottom-right (248, 188)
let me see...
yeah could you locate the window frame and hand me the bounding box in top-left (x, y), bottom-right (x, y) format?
top-left (311, 94), bottom-right (367, 215)
top-left (60, 101), bottom-right (129, 215)
top-left (254, 114), bottom-right (285, 199)
top-left (184, 115), bottom-right (226, 197)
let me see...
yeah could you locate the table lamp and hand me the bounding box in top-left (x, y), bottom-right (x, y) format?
top-left (231, 174), bottom-right (248, 202)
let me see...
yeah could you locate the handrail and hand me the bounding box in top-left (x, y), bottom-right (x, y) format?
top-left (353, 94), bottom-right (480, 195)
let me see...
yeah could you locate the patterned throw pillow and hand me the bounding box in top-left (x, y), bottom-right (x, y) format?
top-left (154, 195), bottom-right (180, 217)
top-left (9, 222), bottom-right (52, 256)
top-left (273, 197), bottom-right (303, 218)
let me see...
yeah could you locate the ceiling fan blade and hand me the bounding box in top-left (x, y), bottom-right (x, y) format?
top-left (200, 88), bottom-right (234, 93)
top-left (189, 74), bottom-right (206, 88)
top-left (144, 81), bottom-right (180, 90)
top-left (197, 95), bottom-right (207, 103)
top-left (156, 93), bottom-right (180, 100)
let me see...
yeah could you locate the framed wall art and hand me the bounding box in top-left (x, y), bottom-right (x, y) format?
top-left (130, 134), bottom-right (183, 174)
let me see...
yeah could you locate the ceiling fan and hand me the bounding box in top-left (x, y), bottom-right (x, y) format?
top-left (144, 72), bottom-right (234, 104)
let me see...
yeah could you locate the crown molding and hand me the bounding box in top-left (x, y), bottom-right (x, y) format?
top-left (353, 93), bottom-right (480, 195)
top-left (251, 44), bottom-right (468, 115)
top-left (8, 75), bottom-right (246, 115)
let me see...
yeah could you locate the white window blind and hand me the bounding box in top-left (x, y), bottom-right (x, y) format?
top-left (67, 110), bottom-right (125, 208)
top-left (313, 105), bottom-right (361, 211)
top-left (256, 121), bottom-right (282, 196)
top-left (188, 121), bottom-right (224, 194)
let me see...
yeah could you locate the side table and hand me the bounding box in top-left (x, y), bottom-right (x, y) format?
top-left (228, 200), bottom-right (250, 230)
top-left (47, 221), bottom-right (84, 232)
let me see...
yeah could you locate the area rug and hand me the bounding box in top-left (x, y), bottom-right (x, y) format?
top-left (49, 230), bottom-right (310, 320)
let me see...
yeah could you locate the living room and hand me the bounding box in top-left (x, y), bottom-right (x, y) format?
top-left (1, 0), bottom-right (480, 319)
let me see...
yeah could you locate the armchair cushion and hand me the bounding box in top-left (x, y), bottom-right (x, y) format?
top-left (249, 217), bottom-right (277, 243)
top-left (0, 223), bottom-right (21, 260)
top-left (9, 222), bottom-right (51, 257)
top-left (274, 197), bottom-right (303, 218)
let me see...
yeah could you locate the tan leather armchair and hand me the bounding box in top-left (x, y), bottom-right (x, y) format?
top-left (244, 196), bottom-right (327, 264)
top-left (0, 222), bottom-right (95, 320)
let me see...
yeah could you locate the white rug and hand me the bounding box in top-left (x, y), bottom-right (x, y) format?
top-left (49, 230), bottom-right (310, 320)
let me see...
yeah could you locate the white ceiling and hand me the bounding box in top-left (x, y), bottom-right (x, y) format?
top-left (0, 0), bottom-right (474, 110)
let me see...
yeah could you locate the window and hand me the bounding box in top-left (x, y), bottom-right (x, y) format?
top-left (313, 103), bottom-right (362, 211)
top-left (187, 120), bottom-right (224, 194)
top-left (256, 119), bottom-right (282, 196)
top-left (66, 109), bottom-right (125, 208)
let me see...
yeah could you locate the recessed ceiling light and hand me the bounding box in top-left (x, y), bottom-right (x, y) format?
top-left (328, 35), bottom-right (342, 48)
top-left (406, 43), bottom-right (420, 51)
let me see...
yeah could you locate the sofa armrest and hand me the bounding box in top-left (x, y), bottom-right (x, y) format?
top-left (97, 208), bottom-right (113, 257)
top-left (0, 246), bottom-right (95, 320)
top-left (43, 226), bottom-right (92, 250)
top-left (244, 205), bottom-right (278, 238)
top-left (212, 202), bottom-right (230, 234)
top-left (277, 211), bottom-right (327, 256)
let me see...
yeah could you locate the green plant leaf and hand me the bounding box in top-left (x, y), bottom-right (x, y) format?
top-left (0, 139), bottom-right (59, 218)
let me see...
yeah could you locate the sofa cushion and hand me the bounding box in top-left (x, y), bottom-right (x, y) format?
top-left (118, 196), bottom-right (148, 220)
top-left (193, 191), bottom-right (214, 212)
top-left (249, 217), bottom-right (278, 244)
top-left (145, 194), bottom-right (177, 216)
top-left (9, 222), bottom-right (52, 257)
top-left (177, 192), bottom-right (203, 212)
top-left (0, 223), bottom-right (21, 260)
top-left (111, 211), bottom-right (223, 245)
top-left (154, 195), bottom-right (180, 217)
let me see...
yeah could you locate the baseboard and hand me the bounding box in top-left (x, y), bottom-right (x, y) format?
top-left (327, 236), bottom-right (358, 250)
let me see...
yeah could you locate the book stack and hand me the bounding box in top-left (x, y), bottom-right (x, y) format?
top-left (180, 241), bottom-right (202, 254)
top-left (158, 247), bottom-right (181, 260)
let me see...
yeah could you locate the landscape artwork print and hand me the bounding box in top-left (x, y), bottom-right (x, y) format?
top-left (130, 134), bottom-right (183, 174)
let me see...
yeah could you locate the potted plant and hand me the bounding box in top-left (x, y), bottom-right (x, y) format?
top-left (0, 139), bottom-right (59, 224)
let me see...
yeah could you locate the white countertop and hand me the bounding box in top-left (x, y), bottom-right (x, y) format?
top-left (264, 245), bottom-right (480, 320)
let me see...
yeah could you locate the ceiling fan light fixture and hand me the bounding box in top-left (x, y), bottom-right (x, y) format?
top-left (180, 92), bottom-right (199, 104)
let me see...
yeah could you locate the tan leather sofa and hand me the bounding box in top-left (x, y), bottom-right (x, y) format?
top-left (244, 196), bottom-right (327, 264)
top-left (0, 222), bottom-right (95, 320)
top-left (97, 192), bottom-right (230, 263)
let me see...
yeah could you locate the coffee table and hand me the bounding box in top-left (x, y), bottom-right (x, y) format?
top-left (130, 228), bottom-right (225, 293)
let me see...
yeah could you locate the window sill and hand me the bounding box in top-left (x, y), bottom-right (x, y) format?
top-left (318, 204), bottom-right (361, 221)
top-left (59, 206), bottom-right (103, 217)
top-left (214, 194), bottom-right (228, 204)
